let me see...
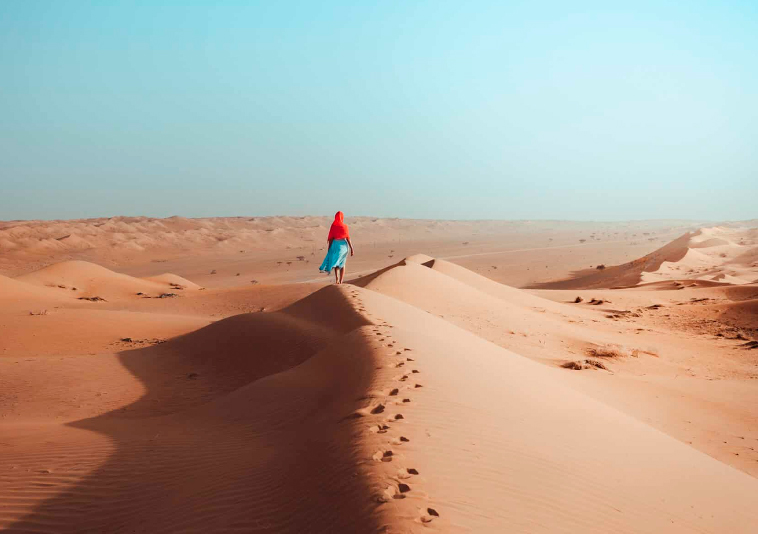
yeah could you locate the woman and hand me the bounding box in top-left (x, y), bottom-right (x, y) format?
top-left (319, 211), bottom-right (354, 284)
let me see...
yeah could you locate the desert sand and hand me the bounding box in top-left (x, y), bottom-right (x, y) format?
top-left (1, 217), bottom-right (757, 533)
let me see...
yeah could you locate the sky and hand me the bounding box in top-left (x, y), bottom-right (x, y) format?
top-left (1, 0), bottom-right (756, 221)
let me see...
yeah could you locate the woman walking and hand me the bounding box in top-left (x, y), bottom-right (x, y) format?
top-left (319, 211), bottom-right (354, 284)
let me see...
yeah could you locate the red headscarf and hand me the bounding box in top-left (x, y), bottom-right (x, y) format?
top-left (327, 211), bottom-right (350, 240)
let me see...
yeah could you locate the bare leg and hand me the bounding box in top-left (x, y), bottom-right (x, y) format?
top-left (338, 266), bottom-right (345, 284)
top-left (334, 268), bottom-right (339, 284)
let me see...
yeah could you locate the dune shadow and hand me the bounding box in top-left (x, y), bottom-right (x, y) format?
top-left (528, 233), bottom-right (694, 290)
top-left (6, 286), bottom-right (385, 533)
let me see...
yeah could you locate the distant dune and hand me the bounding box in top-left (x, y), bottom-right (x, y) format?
top-left (0, 215), bottom-right (708, 277)
top-left (16, 260), bottom-right (200, 299)
top-left (532, 226), bottom-right (758, 289)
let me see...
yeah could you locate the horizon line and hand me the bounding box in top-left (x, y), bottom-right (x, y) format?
top-left (3, 215), bottom-right (755, 225)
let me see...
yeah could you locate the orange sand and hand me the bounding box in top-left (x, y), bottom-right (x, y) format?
top-left (1, 218), bottom-right (757, 532)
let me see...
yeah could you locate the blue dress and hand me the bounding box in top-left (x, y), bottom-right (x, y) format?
top-left (319, 239), bottom-right (349, 272)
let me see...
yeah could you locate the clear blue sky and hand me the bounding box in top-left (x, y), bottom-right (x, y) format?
top-left (1, 1), bottom-right (756, 221)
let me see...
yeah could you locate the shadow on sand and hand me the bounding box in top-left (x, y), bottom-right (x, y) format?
top-left (7, 286), bottom-right (385, 533)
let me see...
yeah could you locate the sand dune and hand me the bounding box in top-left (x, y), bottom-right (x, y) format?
top-left (0, 287), bottom-right (384, 533)
top-left (357, 257), bottom-right (758, 476)
top-left (355, 285), bottom-right (758, 532)
top-left (640, 227), bottom-right (758, 285)
top-left (0, 273), bottom-right (70, 308)
top-left (536, 226), bottom-right (758, 289)
top-left (142, 273), bottom-right (202, 290)
top-left (718, 298), bottom-right (758, 331)
top-left (354, 257), bottom-right (616, 366)
top-left (357, 255), bottom-right (559, 310)
top-left (2, 252), bottom-right (758, 532)
top-left (424, 257), bottom-right (571, 309)
top-left (16, 260), bottom-right (194, 299)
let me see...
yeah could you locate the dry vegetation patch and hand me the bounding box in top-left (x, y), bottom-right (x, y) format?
top-left (585, 343), bottom-right (658, 359)
top-left (561, 359), bottom-right (609, 371)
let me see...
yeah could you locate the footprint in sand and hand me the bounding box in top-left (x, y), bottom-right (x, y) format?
top-left (395, 362), bottom-right (405, 368)
top-left (411, 369), bottom-right (419, 373)
top-left (392, 436), bottom-right (410, 444)
top-left (376, 424), bottom-right (390, 434)
top-left (371, 404), bottom-right (386, 414)
top-left (402, 398), bottom-right (411, 403)
top-left (372, 450), bottom-right (393, 462)
top-left (420, 508), bottom-right (440, 523)
top-left (414, 384), bottom-right (423, 388)
top-left (394, 414), bottom-right (404, 420)
top-left (403, 348), bottom-right (412, 352)
top-left (406, 357), bottom-right (414, 361)
top-left (389, 485), bottom-right (408, 500)
top-left (397, 467), bottom-right (419, 479)
top-left (389, 388), bottom-right (399, 396)
top-left (399, 375), bottom-right (409, 382)
top-left (377, 484), bottom-right (406, 502)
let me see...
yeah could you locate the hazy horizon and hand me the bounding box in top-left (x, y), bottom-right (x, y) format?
top-left (2, 213), bottom-right (751, 225)
top-left (2, 1), bottom-right (756, 221)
